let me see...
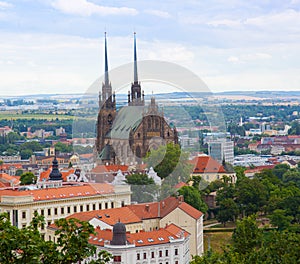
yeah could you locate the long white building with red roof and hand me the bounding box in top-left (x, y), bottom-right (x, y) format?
top-left (0, 182), bottom-right (131, 234)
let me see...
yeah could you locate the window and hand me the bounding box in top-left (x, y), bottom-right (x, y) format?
top-left (22, 211), bottom-right (26, 219)
top-left (121, 201), bottom-right (125, 207)
top-left (48, 221), bottom-right (51, 226)
top-left (22, 224), bottom-right (26, 228)
top-left (54, 208), bottom-right (57, 215)
top-left (61, 207), bottom-right (64, 214)
top-left (41, 223), bottom-right (45, 230)
top-left (74, 206), bottom-right (77, 213)
top-left (159, 251), bottom-right (162, 257)
top-left (111, 202), bottom-right (114, 208)
top-left (113, 256), bottom-right (121, 262)
top-left (48, 236), bottom-right (51, 241)
top-left (137, 253), bottom-right (140, 260)
top-left (48, 209), bottom-right (51, 216)
top-left (67, 207), bottom-right (70, 214)
top-left (80, 205), bottom-right (83, 212)
top-left (165, 250), bottom-right (168, 256)
top-left (99, 203), bottom-right (102, 210)
top-left (175, 248), bottom-right (178, 255)
top-left (93, 204), bottom-right (96, 210)
top-left (105, 202), bottom-right (108, 209)
top-left (41, 209), bottom-right (44, 216)
top-left (86, 204), bottom-right (89, 211)
top-left (151, 252), bottom-right (154, 258)
top-left (175, 261), bottom-right (179, 264)
top-left (143, 252), bottom-right (147, 259)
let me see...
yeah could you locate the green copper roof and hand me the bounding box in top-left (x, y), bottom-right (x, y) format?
top-left (107, 106), bottom-right (145, 139)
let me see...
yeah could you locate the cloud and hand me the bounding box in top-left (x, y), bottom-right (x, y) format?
top-left (144, 9), bottom-right (171, 18)
top-left (207, 19), bottom-right (241, 27)
top-left (0, 1), bottom-right (13, 9)
top-left (51, 0), bottom-right (138, 16)
top-left (227, 53), bottom-right (272, 63)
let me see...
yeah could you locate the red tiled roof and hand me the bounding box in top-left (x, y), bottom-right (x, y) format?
top-left (178, 202), bottom-right (203, 219)
top-left (0, 183), bottom-right (114, 201)
top-left (88, 223), bottom-right (189, 247)
top-left (39, 168), bottom-right (75, 181)
top-left (0, 163), bottom-right (23, 170)
top-left (174, 182), bottom-right (188, 189)
top-left (0, 173), bottom-right (20, 184)
top-left (67, 207), bottom-right (141, 225)
top-left (127, 196), bottom-right (203, 220)
top-left (244, 164), bottom-right (275, 174)
top-left (190, 156), bottom-right (226, 174)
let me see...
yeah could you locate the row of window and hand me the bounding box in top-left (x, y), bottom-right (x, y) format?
top-left (31, 201), bottom-right (115, 218)
top-left (137, 248), bottom-right (178, 260)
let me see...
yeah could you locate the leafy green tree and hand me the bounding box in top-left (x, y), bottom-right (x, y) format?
top-left (126, 173), bottom-right (159, 203)
top-left (20, 148), bottom-right (33, 159)
top-left (232, 215), bottom-right (261, 255)
top-left (178, 186), bottom-right (208, 213)
top-left (145, 143), bottom-right (192, 182)
top-left (269, 209), bottom-right (293, 231)
top-left (283, 170), bottom-right (300, 188)
top-left (20, 172), bottom-right (37, 185)
top-left (273, 164), bottom-right (290, 180)
top-left (20, 141), bottom-right (43, 152)
top-left (235, 177), bottom-right (268, 216)
top-left (217, 198), bottom-right (239, 226)
top-left (54, 142), bottom-right (73, 154)
top-left (55, 218), bottom-right (96, 264)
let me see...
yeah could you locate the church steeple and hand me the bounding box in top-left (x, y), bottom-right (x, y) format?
top-left (128, 32), bottom-right (144, 106)
top-left (133, 32), bottom-right (138, 84)
top-left (99, 32), bottom-right (115, 110)
top-left (104, 31), bottom-right (109, 87)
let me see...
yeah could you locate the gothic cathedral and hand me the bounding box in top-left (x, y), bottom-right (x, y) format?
top-left (95, 33), bottom-right (178, 165)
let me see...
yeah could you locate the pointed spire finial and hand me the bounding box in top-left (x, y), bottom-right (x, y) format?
top-left (104, 32), bottom-right (109, 86)
top-left (134, 32), bottom-right (138, 83)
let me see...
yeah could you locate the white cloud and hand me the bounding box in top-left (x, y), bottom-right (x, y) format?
top-left (207, 19), bottom-right (241, 27)
top-left (144, 9), bottom-right (171, 18)
top-left (0, 1), bottom-right (13, 9)
top-left (227, 53), bottom-right (272, 63)
top-left (51, 0), bottom-right (138, 16)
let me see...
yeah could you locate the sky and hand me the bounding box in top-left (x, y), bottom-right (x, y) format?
top-left (0, 0), bottom-right (300, 96)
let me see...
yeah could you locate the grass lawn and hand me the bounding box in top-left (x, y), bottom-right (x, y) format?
top-left (0, 113), bottom-right (74, 120)
top-left (204, 231), bottom-right (232, 253)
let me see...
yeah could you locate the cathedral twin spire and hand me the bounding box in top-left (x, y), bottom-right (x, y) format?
top-left (100, 32), bottom-right (144, 107)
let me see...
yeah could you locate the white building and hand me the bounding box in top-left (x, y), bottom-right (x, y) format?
top-left (208, 138), bottom-right (234, 164)
top-left (84, 222), bottom-right (190, 264)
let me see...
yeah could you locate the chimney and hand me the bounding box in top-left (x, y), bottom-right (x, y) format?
top-left (178, 195), bottom-right (184, 203)
top-left (162, 201), bottom-right (165, 208)
top-left (145, 204), bottom-right (150, 212)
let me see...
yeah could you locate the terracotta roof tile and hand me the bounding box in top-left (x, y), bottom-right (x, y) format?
top-left (67, 207), bottom-right (141, 225)
top-left (88, 223), bottom-right (189, 247)
top-left (190, 156), bottom-right (226, 173)
top-left (0, 183), bottom-right (114, 201)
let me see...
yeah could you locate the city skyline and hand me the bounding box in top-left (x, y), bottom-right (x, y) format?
top-left (1, 0), bottom-right (300, 96)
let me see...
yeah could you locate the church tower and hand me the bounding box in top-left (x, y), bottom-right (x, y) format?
top-left (128, 33), bottom-right (144, 106)
top-left (96, 33), bottom-right (116, 153)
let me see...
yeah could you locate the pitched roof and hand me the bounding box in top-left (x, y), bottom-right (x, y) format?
top-left (88, 223), bottom-right (189, 247)
top-left (190, 156), bottom-right (226, 173)
top-left (0, 183), bottom-right (114, 201)
top-left (39, 168), bottom-right (75, 182)
top-left (0, 173), bottom-right (20, 184)
top-left (107, 106), bottom-right (144, 139)
top-left (67, 207), bottom-right (141, 225)
top-left (127, 196), bottom-right (203, 220)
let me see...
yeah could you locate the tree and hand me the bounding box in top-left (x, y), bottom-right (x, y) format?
top-left (55, 218), bottom-right (96, 264)
top-left (232, 215), bottom-right (261, 255)
top-left (55, 142), bottom-right (73, 154)
top-left (125, 173), bottom-right (159, 203)
top-left (217, 198), bottom-right (239, 226)
top-left (178, 186), bottom-right (208, 213)
top-left (145, 143), bottom-right (192, 182)
top-left (235, 177), bottom-right (268, 216)
top-left (269, 209), bottom-right (293, 231)
top-left (15, 169), bottom-right (24, 176)
top-left (20, 172), bottom-right (37, 185)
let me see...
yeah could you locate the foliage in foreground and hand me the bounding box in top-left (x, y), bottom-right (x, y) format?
top-left (0, 212), bottom-right (112, 264)
top-left (191, 215), bottom-right (300, 264)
